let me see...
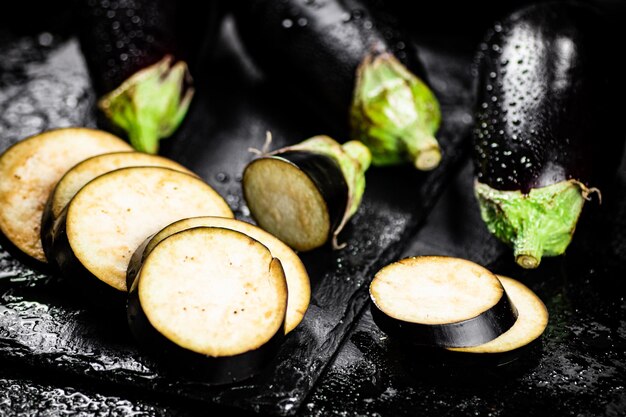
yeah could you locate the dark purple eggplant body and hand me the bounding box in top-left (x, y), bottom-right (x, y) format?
top-left (231, 0), bottom-right (428, 133)
top-left (127, 281), bottom-right (284, 385)
top-left (278, 151), bottom-right (349, 236)
top-left (473, 2), bottom-right (625, 193)
top-left (75, 0), bottom-right (217, 94)
top-left (371, 292), bottom-right (518, 348)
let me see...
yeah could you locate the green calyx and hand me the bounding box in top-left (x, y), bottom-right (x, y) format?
top-left (350, 52), bottom-right (442, 171)
top-left (275, 135), bottom-right (371, 249)
top-left (474, 180), bottom-right (596, 269)
top-left (98, 55), bottom-right (194, 154)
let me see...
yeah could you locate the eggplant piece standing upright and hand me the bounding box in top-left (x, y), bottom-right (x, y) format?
top-left (232, 0), bottom-right (442, 171)
top-left (243, 136), bottom-right (371, 251)
top-left (75, 0), bottom-right (217, 153)
top-left (473, 2), bottom-right (625, 268)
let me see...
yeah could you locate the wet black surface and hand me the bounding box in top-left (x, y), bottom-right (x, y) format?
top-left (0, 17), bottom-right (472, 417)
top-left (1, 9), bottom-right (625, 417)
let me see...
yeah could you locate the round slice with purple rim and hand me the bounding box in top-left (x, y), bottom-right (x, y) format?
top-left (0, 128), bottom-right (131, 264)
top-left (49, 167), bottom-right (233, 296)
top-left (127, 226), bottom-right (287, 384)
top-left (370, 256), bottom-right (518, 348)
top-left (127, 216), bottom-right (310, 333)
top-left (41, 151), bottom-right (194, 260)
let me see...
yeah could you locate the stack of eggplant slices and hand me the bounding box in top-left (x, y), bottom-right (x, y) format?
top-left (0, 127), bottom-right (311, 384)
top-left (370, 256), bottom-right (548, 363)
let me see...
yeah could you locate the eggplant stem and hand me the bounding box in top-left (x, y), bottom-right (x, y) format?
top-left (98, 55), bottom-right (194, 153)
top-left (414, 145), bottom-right (442, 171)
top-left (248, 131), bottom-right (273, 156)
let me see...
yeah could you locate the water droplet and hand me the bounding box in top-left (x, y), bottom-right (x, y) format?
top-left (282, 19), bottom-right (293, 28)
top-left (351, 9), bottom-right (363, 20)
top-left (489, 71), bottom-right (497, 79)
top-left (215, 172), bottom-right (229, 183)
top-left (297, 17), bottom-right (308, 27)
top-left (37, 32), bottom-right (53, 47)
top-left (363, 20), bottom-right (373, 30)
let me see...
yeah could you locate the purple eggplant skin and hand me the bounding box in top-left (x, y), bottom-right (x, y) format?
top-left (76, 0), bottom-right (177, 95)
top-left (229, 0), bottom-right (428, 134)
top-left (370, 292), bottom-right (518, 349)
top-left (73, 0), bottom-right (221, 153)
top-left (75, 0), bottom-right (215, 94)
top-left (473, 2), bottom-right (625, 194)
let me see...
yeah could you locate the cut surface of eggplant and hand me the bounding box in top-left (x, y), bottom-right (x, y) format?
top-left (243, 151), bottom-right (348, 252)
top-left (41, 151), bottom-right (194, 258)
top-left (128, 227), bottom-right (287, 383)
top-left (127, 216), bottom-right (310, 333)
top-left (370, 256), bottom-right (518, 348)
top-left (0, 128), bottom-right (131, 263)
top-left (448, 276), bottom-right (548, 354)
top-left (51, 167), bottom-right (233, 292)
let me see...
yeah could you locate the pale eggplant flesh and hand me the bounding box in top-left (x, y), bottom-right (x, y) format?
top-left (370, 257), bottom-right (518, 348)
top-left (48, 167), bottom-right (233, 301)
top-left (41, 151), bottom-right (194, 262)
top-left (0, 128), bottom-right (131, 264)
top-left (127, 227), bottom-right (288, 384)
top-left (243, 151), bottom-right (348, 252)
top-left (126, 216), bottom-right (311, 334)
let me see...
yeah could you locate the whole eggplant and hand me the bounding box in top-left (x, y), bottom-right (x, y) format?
top-left (231, 0), bottom-right (442, 171)
top-left (473, 2), bottom-right (625, 268)
top-left (75, 0), bottom-right (220, 153)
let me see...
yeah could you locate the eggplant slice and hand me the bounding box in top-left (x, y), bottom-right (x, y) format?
top-left (243, 151), bottom-right (348, 252)
top-left (0, 128), bottom-right (131, 263)
top-left (50, 167), bottom-right (233, 293)
top-left (41, 151), bottom-right (194, 259)
top-left (127, 227), bottom-right (287, 384)
top-left (370, 256), bottom-right (518, 348)
top-left (448, 275), bottom-right (548, 355)
top-left (127, 216), bottom-right (310, 333)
